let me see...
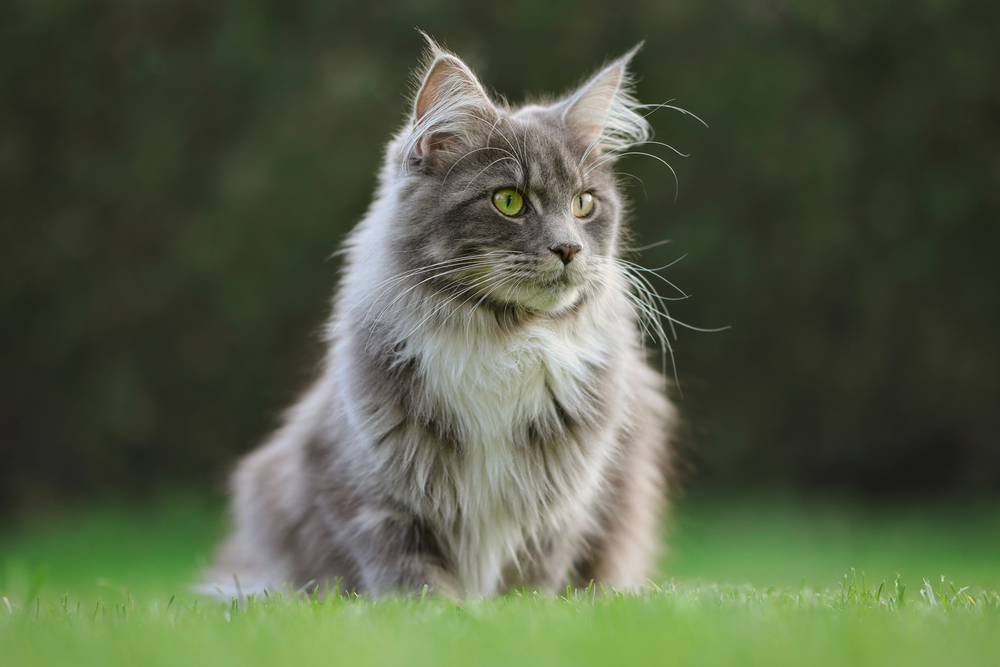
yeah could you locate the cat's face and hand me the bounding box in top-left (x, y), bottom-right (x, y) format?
top-left (387, 44), bottom-right (648, 317)
top-left (395, 108), bottom-right (624, 314)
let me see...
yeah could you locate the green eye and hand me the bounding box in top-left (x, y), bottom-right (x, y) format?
top-left (493, 189), bottom-right (525, 216)
top-left (572, 192), bottom-right (594, 218)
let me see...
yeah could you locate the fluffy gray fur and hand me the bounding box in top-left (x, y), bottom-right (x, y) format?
top-left (209, 38), bottom-right (675, 598)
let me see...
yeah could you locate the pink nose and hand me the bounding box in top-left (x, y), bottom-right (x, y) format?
top-left (550, 244), bottom-right (581, 265)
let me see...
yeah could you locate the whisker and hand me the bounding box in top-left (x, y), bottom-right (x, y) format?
top-left (490, 117), bottom-right (524, 167)
top-left (623, 271), bottom-right (679, 341)
top-left (503, 116), bottom-right (527, 168)
top-left (659, 319), bottom-right (732, 334)
top-left (619, 239), bottom-right (672, 253)
top-left (613, 257), bottom-right (689, 298)
top-left (396, 271), bottom-right (501, 343)
top-left (363, 254), bottom-right (514, 340)
top-left (635, 100), bottom-right (709, 129)
top-left (616, 171), bottom-right (648, 200)
top-left (589, 276), bottom-right (629, 340)
top-left (620, 287), bottom-right (678, 392)
top-left (365, 263), bottom-right (490, 351)
top-left (578, 99), bottom-right (652, 168)
top-left (466, 272), bottom-right (516, 336)
top-left (362, 259), bottom-right (484, 327)
top-left (588, 151), bottom-right (680, 203)
top-left (618, 271), bottom-right (689, 303)
top-left (462, 156), bottom-right (522, 193)
top-left (638, 140), bottom-right (689, 158)
top-left (328, 255), bottom-right (485, 337)
top-left (441, 145), bottom-right (517, 191)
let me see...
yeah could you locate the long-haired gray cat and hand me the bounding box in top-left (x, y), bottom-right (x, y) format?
top-left (209, 37), bottom-right (676, 598)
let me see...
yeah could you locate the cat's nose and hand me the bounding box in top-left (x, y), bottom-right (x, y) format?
top-left (549, 244), bottom-right (582, 265)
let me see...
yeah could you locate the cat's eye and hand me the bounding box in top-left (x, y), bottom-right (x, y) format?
top-left (572, 192), bottom-right (595, 218)
top-left (493, 189), bottom-right (525, 216)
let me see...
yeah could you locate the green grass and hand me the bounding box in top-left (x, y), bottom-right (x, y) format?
top-left (3, 496), bottom-right (1000, 666)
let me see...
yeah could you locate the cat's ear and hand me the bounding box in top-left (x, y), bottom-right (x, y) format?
top-left (561, 44), bottom-right (651, 159)
top-left (403, 39), bottom-right (499, 168)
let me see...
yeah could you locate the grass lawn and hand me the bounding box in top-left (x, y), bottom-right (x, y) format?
top-left (2, 494), bottom-right (999, 666)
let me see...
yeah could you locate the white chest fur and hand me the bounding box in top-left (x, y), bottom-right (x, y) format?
top-left (397, 310), bottom-right (614, 594)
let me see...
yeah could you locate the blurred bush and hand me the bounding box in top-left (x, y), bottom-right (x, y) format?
top-left (1, 0), bottom-right (998, 512)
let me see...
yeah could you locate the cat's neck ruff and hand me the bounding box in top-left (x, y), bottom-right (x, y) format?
top-left (386, 287), bottom-right (620, 595)
top-left (390, 283), bottom-right (613, 436)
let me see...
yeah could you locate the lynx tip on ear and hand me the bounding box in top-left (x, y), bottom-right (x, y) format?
top-left (414, 28), bottom-right (446, 57)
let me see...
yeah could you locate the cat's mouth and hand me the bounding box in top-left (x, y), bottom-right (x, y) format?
top-left (537, 272), bottom-right (580, 290)
top-left (451, 255), bottom-right (588, 314)
top-left (538, 260), bottom-right (588, 288)
top-left (503, 266), bottom-right (588, 313)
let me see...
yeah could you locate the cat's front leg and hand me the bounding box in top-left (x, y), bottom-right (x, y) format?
top-left (346, 506), bottom-right (461, 598)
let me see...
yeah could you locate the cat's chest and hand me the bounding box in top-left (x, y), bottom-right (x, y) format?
top-left (411, 324), bottom-right (597, 444)
top-left (405, 322), bottom-right (613, 595)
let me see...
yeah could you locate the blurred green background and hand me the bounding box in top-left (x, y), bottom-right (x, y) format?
top-left (2, 0), bottom-right (999, 517)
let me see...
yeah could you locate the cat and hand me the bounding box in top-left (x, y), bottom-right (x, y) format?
top-left (207, 36), bottom-right (676, 598)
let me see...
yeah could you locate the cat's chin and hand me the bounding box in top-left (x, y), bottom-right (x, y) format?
top-left (518, 285), bottom-right (583, 314)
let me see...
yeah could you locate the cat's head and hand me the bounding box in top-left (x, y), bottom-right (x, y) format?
top-left (384, 37), bottom-right (651, 317)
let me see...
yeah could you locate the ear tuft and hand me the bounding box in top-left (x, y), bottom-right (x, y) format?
top-left (414, 56), bottom-right (479, 124)
top-left (562, 44), bottom-right (651, 161)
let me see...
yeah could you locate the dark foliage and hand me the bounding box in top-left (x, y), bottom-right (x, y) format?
top-left (2, 0), bottom-right (998, 512)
